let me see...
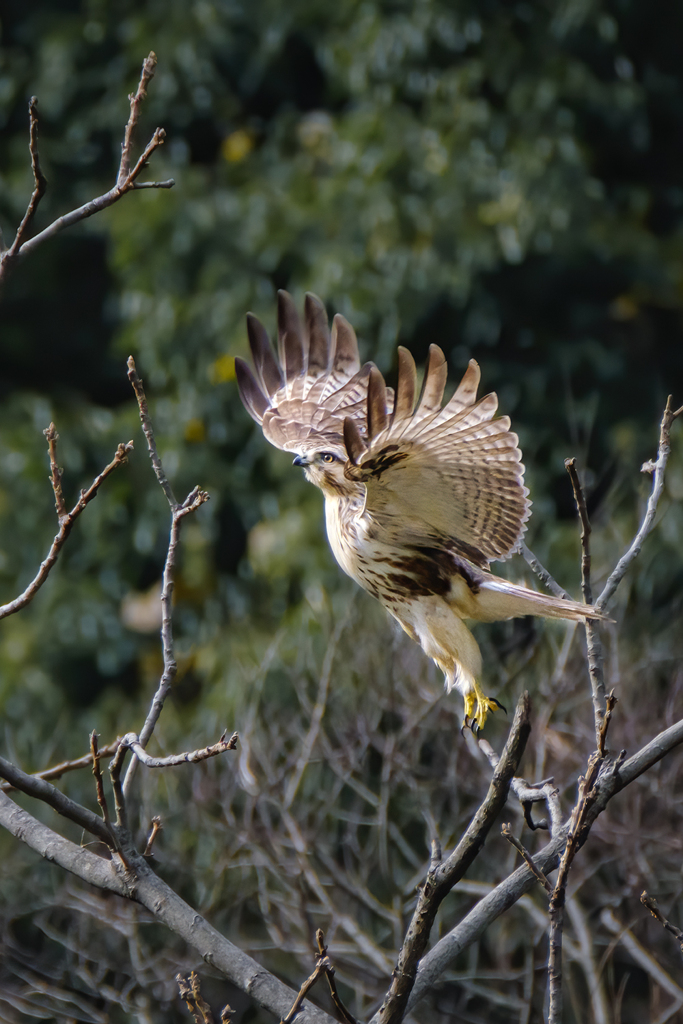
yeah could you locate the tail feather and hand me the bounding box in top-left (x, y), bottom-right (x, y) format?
top-left (474, 576), bottom-right (607, 624)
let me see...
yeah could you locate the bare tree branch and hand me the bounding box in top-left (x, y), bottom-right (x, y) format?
top-left (501, 823), bottom-right (552, 892)
top-left (144, 815), bottom-right (163, 857)
top-left (0, 790), bottom-right (337, 1024)
top-left (376, 693), bottom-right (531, 1024)
top-left (402, 713), bottom-right (683, 1014)
top-left (0, 739), bottom-right (120, 792)
top-left (565, 456), bottom-right (607, 743)
top-left (126, 355), bottom-right (178, 507)
top-left (3, 96), bottom-right (47, 258)
top-left (119, 730), bottom-right (238, 769)
top-left (90, 731), bottom-right (111, 825)
top-left (0, 53), bottom-right (173, 288)
top-left (0, 755), bottom-right (115, 847)
top-left (0, 440), bottom-right (133, 620)
top-left (118, 51), bottom-right (158, 186)
top-left (597, 397), bottom-right (681, 614)
top-left (519, 542), bottom-right (571, 601)
top-left (641, 892), bottom-right (683, 956)
top-left (476, 735), bottom-right (563, 834)
top-left (121, 357), bottom-right (210, 798)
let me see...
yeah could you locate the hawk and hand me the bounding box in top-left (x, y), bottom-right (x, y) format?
top-left (236, 292), bottom-right (602, 730)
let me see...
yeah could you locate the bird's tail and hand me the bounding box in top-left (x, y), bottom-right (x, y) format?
top-left (473, 575), bottom-right (608, 624)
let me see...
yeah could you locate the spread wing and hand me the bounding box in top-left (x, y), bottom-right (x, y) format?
top-left (235, 291), bottom-right (384, 452)
top-left (343, 346), bottom-right (531, 566)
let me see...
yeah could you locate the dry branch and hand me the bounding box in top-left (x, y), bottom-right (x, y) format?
top-left (398, 713), bottom-right (683, 1016)
top-left (0, 739), bottom-right (120, 792)
top-left (121, 358), bottom-right (210, 799)
top-left (0, 438), bottom-right (133, 620)
top-left (144, 815), bottom-right (163, 857)
top-left (0, 789), bottom-right (336, 1024)
top-left (641, 892), bottom-right (683, 956)
top-left (0, 53), bottom-right (173, 288)
top-left (597, 396), bottom-right (682, 613)
top-left (520, 542), bottom-right (571, 601)
top-left (119, 730), bottom-right (238, 769)
top-left (376, 693), bottom-right (531, 1024)
top-left (3, 96), bottom-right (47, 259)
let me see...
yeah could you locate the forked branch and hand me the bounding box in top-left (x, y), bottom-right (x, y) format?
top-left (122, 358), bottom-right (210, 799)
top-left (0, 434), bottom-right (133, 620)
top-left (0, 52), bottom-right (173, 288)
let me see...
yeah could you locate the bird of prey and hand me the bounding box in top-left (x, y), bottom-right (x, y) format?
top-left (236, 292), bottom-right (602, 730)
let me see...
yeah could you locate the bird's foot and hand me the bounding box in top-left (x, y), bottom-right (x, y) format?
top-left (462, 688), bottom-right (507, 734)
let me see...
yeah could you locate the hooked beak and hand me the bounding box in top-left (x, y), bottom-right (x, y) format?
top-left (292, 454), bottom-right (307, 467)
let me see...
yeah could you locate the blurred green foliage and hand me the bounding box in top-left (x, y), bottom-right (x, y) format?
top-left (1, 1), bottom-right (683, 1021)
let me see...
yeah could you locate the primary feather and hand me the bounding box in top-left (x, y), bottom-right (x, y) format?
top-left (237, 292), bottom-right (604, 730)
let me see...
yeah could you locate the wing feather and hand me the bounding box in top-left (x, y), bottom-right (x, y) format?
top-left (236, 293), bottom-right (377, 452)
top-left (246, 313), bottom-right (283, 397)
top-left (304, 292), bottom-right (331, 378)
top-left (344, 357), bottom-right (530, 563)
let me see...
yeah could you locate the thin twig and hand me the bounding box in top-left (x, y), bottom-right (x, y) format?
top-left (0, 740), bottom-right (120, 792)
top-left (565, 456), bottom-right (606, 743)
top-left (501, 823), bottom-right (552, 892)
top-left (126, 355), bottom-right (177, 507)
top-left (598, 691), bottom-right (617, 758)
top-left (144, 815), bottom-right (163, 857)
top-left (5, 96), bottom-right (47, 257)
top-left (315, 930), bottom-right (358, 1024)
top-left (597, 397), bottom-right (682, 614)
top-left (120, 730), bottom-right (238, 768)
top-left (0, 54), bottom-right (173, 286)
top-left (564, 458), bottom-right (593, 605)
top-left (641, 892), bottom-right (683, 955)
top-left (90, 731), bottom-right (110, 824)
top-left (109, 742), bottom-right (128, 828)
top-left (118, 52), bottom-right (157, 186)
top-left (281, 957), bottom-right (327, 1024)
top-left (177, 972), bottom-right (215, 1024)
top-left (121, 485), bottom-right (209, 799)
top-left (477, 736), bottom-right (562, 834)
top-left (0, 440), bottom-right (133, 620)
top-left (520, 542), bottom-right (571, 601)
top-left (43, 422), bottom-right (67, 518)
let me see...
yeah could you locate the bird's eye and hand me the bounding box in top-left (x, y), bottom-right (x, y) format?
top-left (321, 452), bottom-right (336, 464)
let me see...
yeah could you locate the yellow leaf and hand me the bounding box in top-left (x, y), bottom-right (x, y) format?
top-left (211, 354), bottom-right (236, 382)
top-left (222, 129), bottom-right (254, 163)
top-left (185, 418), bottom-right (206, 443)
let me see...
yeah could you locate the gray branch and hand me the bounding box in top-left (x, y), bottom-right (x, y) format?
top-left (0, 789), bottom-right (336, 1024)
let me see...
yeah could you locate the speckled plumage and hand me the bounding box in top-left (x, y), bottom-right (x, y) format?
top-left (236, 292), bottom-right (603, 729)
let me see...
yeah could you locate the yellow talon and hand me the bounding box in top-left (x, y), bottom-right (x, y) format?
top-left (462, 686), bottom-right (506, 733)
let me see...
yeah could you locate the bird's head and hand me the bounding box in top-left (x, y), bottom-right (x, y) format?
top-left (290, 444), bottom-right (356, 497)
